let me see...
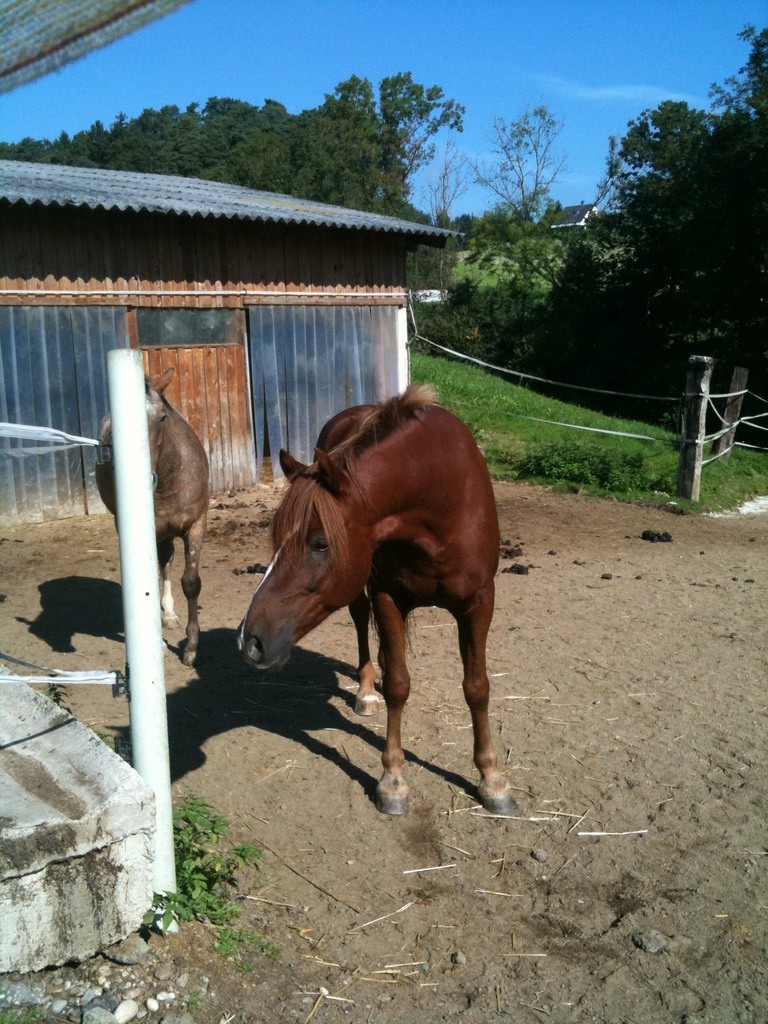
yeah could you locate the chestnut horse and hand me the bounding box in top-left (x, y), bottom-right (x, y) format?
top-left (238, 384), bottom-right (516, 816)
top-left (96, 368), bottom-right (209, 666)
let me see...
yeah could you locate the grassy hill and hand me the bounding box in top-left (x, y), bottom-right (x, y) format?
top-left (410, 352), bottom-right (768, 513)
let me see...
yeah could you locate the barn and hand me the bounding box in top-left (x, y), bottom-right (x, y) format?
top-left (0, 159), bottom-right (450, 524)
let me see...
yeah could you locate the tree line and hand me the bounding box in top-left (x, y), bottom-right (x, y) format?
top-left (0, 72), bottom-right (461, 220)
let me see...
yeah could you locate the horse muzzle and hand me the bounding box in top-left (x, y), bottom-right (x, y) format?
top-left (237, 617), bottom-right (293, 671)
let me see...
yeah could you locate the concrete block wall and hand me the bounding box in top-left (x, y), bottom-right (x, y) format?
top-left (0, 681), bottom-right (156, 973)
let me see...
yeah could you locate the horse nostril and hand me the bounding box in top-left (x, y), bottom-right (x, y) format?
top-left (244, 634), bottom-right (264, 665)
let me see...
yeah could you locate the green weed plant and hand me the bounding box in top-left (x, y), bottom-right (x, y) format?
top-left (147, 795), bottom-right (275, 961)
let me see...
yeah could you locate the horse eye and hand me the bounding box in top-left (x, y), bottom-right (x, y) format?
top-left (311, 537), bottom-right (329, 554)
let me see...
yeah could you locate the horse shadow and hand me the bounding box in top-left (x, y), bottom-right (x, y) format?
top-left (15, 576), bottom-right (479, 808)
top-left (152, 626), bottom-right (479, 809)
top-left (16, 576), bottom-right (124, 652)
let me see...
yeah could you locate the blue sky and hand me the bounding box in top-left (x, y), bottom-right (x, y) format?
top-left (0, 0), bottom-right (763, 216)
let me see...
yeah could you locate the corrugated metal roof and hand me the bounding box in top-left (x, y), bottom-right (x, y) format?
top-left (0, 0), bottom-right (187, 94)
top-left (0, 160), bottom-right (452, 245)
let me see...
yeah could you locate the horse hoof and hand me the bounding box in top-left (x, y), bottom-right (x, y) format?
top-left (354, 694), bottom-right (381, 716)
top-left (182, 648), bottom-right (197, 667)
top-left (479, 786), bottom-right (518, 816)
top-left (376, 787), bottom-right (408, 816)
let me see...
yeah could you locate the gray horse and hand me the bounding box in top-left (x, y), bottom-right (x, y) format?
top-left (96, 368), bottom-right (209, 666)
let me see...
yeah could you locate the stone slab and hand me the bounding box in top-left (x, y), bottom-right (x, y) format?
top-left (0, 681), bottom-right (155, 973)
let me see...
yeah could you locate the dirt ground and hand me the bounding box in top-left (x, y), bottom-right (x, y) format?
top-left (1, 481), bottom-right (766, 1024)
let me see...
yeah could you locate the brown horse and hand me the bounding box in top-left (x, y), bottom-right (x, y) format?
top-left (96, 368), bottom-right (209, 666)
top-left (238, 384), bottom-right (516, 816)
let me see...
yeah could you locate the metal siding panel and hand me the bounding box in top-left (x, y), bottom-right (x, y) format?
top-left (331, 306), bottom-right (347, 416)
top-left (246, 307), bottom-right (265, 483)
top-left (45, 307), bottom-right (83, 518)
top-left (344, 306), bottom-right (364, 408)
top-left (0, 308), bottom-right (25, 523)
top-left (283, 307), bottom-right (300, 460)
top-left (295, 308), bottom-right (312, 464)
top-left (371, 306), bottom-right (399, 400)
top-left (14, 309), bottom-right (45, 520)
top-left (262, 306), bottom-right (287, 478)
top-left (311, 306), bottom-right (333, 442)
top-left (74, 307), bottom-right (128, 514)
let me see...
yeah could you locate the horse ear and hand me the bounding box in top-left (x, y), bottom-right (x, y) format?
top-left (279, 449), bottom-right (307, 480)
top-left (314, 447), bottom-right (346, 496)
top-left (152, 368), bottom-right (175, 395)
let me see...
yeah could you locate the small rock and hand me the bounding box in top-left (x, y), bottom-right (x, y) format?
top-left (114, 998), bottom-right (140, 1023)
top-left (450, 951), bottom-right (467, 965)
top-left (600, 573), bottom-right (613, 580)
top-left (83, 1008), bottom-right (119, 1024)
top-left (0, 980), bottom-right (48, 1007)
top-left (153, 963), bottom-right (173, 982)
top-left (145, 998), bottom-right (159, 1013)
top-left (632, 930), bottom-right (668, 953)
top-left (51, 999), bottom-right (69, 1014)
top-left (531, 849), bottom-right (548, 864)
top-left (105, 935), bottom-right (150, 966)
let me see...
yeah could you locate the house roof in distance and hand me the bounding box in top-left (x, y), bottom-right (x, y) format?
top-left (552, 203), bottom-right (598, 229)
top-left (0, 159), bottom-right (452, 246)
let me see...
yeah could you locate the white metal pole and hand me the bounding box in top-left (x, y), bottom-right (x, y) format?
top-left (107, 349), bottom-right (177, 905)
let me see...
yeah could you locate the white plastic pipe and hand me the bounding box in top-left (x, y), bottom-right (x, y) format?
top-left (107, 349), bottom-right (177, 904)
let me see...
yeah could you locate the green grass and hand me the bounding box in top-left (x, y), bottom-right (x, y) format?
top-left (410, 352), bottom-right (768, 512)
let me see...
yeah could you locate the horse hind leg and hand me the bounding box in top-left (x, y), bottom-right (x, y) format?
top-left (180, 519), bottom-right (205, 666)
top-left (158, 538), bottom-right (180, 628)
top-left (349, 591), bottom-right (381, 716)
top-left (457, 602), bottom-right (518, 815)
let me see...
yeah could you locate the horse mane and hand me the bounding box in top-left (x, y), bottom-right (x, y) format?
top-left (271, 384), bottom-right (438, 574)
top-left (330, 383), bottom-right (437, 472)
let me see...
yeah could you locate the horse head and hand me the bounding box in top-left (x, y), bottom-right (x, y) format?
top-left (238, 447), bottom-right (372, 671)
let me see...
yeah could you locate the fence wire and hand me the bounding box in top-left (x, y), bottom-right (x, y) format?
top-left (409, 309), bottom-right (768, 464)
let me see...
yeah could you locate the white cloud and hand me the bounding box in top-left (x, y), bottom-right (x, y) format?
top-left (533, 74), bottom-right (701, 107)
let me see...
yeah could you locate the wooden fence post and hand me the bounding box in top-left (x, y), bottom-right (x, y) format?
top-left (677, 355), bottom-right (714, 502)
top-left (711, 365), bottom-right (748, 461)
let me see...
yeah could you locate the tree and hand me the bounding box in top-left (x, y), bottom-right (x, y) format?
top-left (0, 73), bottom-right (464, 217)
top-left (378, 72), bottom-right (464, 214)
top-left (291, 76), bottom-right (382, 209)
top-left (474, 105), bottom-right (566, 221)
top-left (424, 139), bottom-right (470, 228)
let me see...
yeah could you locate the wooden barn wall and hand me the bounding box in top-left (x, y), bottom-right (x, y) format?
top-left (0, 205), bottom-right (410, 306)
top-left (141, 345), bottom-right (257, 495)
top-left (0, 203), bottom-right (414, 519)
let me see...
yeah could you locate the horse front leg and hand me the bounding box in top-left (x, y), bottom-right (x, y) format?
top-left (457, 595), bottom-right (518, 815)
top-left (157, 538), bottom-right (180, 628)
top-left (180, 519), bottom-right (205, 666)
top-left (372, 592), bottom-right (410, 815)
top-left (349, 590), bottom-right (380, 716)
